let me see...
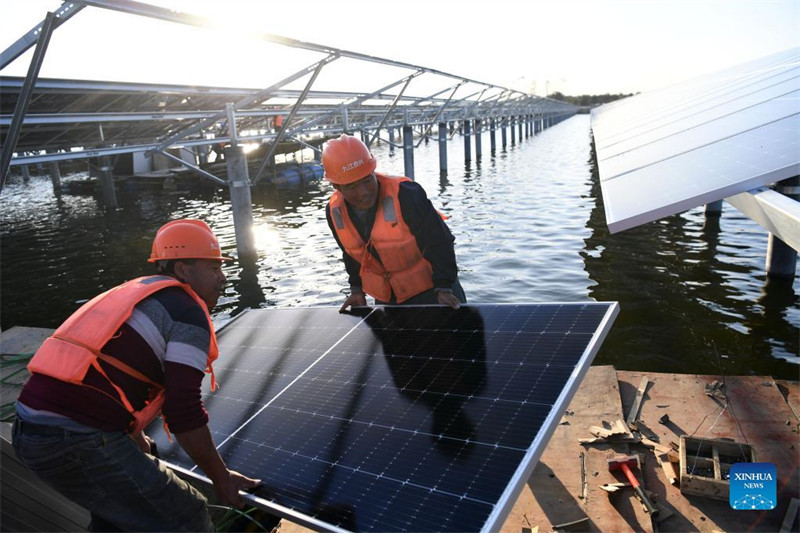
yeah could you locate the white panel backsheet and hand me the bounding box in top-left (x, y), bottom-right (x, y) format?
top-left (592, 48), bottom-right (800, 233)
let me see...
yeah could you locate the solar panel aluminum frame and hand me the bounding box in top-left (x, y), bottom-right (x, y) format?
top-left (160, 302), bottom-right (619, 533)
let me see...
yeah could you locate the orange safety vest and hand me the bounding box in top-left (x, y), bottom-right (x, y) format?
top-left (27, 275), bottom-right (219, 435)
top-left (329, 173), bottom-right (434, 303)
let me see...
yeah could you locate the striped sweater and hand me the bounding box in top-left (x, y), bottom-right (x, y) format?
top-left (18, 286), bottom-right (211, 434)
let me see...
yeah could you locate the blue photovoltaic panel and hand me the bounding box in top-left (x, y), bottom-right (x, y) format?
top-left (148, 303), bottom-right (618, 532)
top-left (591, 47), bottom-right (800, 233)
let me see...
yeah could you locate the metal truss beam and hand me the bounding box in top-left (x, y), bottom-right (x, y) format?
top-left (0, 1), bottom-right (85, 70)
top-left (1, 2), bottom-right (578, 174)
top-left (1, 12), bottom-right (56, 192)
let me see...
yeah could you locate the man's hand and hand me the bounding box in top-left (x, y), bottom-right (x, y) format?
top-left (212, 469), bottom-right (262, 509)
top-left (130, 431), bottom-right (153, 454)
top-left (175, 425), bottom-right (261, 509)
top-left (436, 290), bottom-right (461, 309)
top-left (339, 291), bottom-right (367, 312)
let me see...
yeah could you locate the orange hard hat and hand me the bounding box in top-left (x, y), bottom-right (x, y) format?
top-left (148, 219), bottom-right (232, 262)
top-left (322, 134), bottom-right (377, 185)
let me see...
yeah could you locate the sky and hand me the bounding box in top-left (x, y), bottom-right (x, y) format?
top-left (0, 0), bottom-right (798, 97)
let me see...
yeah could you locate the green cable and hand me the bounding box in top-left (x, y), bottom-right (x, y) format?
top-left (1, 352), bottom-right (32, 386)
top-left (0, 353), bottom-right (31, 421)
top-left (1, 402), bottom-right (17, 422)
top-left (1, 366), bottom-right (29, 383)
top-left (209, 505), bottom-right (269, 532)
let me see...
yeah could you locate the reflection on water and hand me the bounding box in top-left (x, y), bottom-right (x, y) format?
top-left (1, 116), bottom-right (797, 378)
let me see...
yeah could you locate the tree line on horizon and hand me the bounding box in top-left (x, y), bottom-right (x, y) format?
top-left (547, 91), bottom-right (636, 106)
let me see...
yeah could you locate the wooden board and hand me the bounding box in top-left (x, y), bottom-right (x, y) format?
top-left (0, 326), bottom-right (50, 415)
top-left (0, 326), bottom-right (53, 355)
top-left (617, 371), bottom-right (800, 532)
top-left (0, 422), bottom-right (91, 532)
top-left (775, 379), bottom-right (800, 422)
top-left (500, 365), bottom-right (653, 533)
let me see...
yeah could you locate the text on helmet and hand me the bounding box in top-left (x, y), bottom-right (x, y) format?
top-left (342, 159), bottom-right (364, 173)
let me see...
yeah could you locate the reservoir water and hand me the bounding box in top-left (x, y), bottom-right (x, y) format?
top-left (1, 115), bottom-right (797, 379)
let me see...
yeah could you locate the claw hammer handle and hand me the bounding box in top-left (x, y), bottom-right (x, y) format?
top-left (620, 462), bottom-right (659, 517)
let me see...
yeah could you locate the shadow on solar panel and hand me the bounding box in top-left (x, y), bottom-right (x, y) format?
top-left (147, 303), bottom-right (618, 532)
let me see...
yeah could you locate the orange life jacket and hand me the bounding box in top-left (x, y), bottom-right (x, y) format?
top-left (27, 275), bottom-right (219, 434)
top-left (329, 173), bottom-right (434, 303)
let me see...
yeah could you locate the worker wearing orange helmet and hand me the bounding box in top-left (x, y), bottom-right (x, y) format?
top-left (13, 219), bottom-right (261, 532)
top-left (323, 134), bottom-right (466, 312)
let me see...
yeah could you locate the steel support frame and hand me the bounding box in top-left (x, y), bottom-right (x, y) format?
top-left (366, 72), bottom-right (420, 149)
top-left (726, 186), bottom-right (800, 252)
top-left (0, 1), bottom-right (85, 70)
top-left (415, 82), bottom-right (465, 148)
top-left (0, 12), bottom-right (57, 191)
top-left (1, 1), bottom-right (578, 176)
top-left (253, 57), bottom-right (336, 184)
top-left (155, 55), bottom-right (339, 152)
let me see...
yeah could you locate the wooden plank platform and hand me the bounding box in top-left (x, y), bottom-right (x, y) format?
top-left (0, 423), bottom-right (91, 532)
top-left (0, 327), bottom-right (53, 420)
top-left (499, 365), bottom-right (652, 533)
top-left (616, 370), bottom-right (800, 532)
top-left (0, 326), bottom-right (52, 355)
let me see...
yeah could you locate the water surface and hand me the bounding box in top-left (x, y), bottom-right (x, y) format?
top-left (1, 115), bottom-right (797, 378)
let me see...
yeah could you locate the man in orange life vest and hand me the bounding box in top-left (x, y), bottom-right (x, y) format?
top-left (323, 134), bottom-right (466, 312)
top-left (12, 219), bottom-right (261, 532)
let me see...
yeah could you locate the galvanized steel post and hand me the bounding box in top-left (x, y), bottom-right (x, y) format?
top-left (403, 124), bottom-right (414, 180)
top-left (388, 127), bottom-right (395, 153)
top-left (704, 200), bottom-right (723, 217)
top-left (501, 117), bottom-right (508, 149)
top-left (98, 156), bottom-right (117, 209)
top-left (518, 115), bottom-right (523, 141)
top-left (510, 116), bottom-right (516, 145)
top-left (489, 118), bottom-right (497, 153)
top-left (225, 146), bottom-right (256, 262)
top-left (341, 105), bottom-right (350, 134)
top-left (438, 122), bottom-right (447, 175)
top-left (766, 176), bottom-right (799, 280)
top-left (95, 124), bottom-right (117, 209)
top-left (474, 118), bottom-right (482, 160)
top-left (224, 102), bottom-right (256, 262)
top-left (48, 159), bottom-right (61, 196)
top-left (463, 119), bottom-right (472, 162)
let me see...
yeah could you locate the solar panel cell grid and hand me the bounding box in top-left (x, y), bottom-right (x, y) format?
top-left (148, 303), bottom-right (617, 532)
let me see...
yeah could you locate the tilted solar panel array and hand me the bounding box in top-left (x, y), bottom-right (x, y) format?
top-left (148, 303), bottom-right (618, 532)
top-left (591, 47), bottom-right (800, 233)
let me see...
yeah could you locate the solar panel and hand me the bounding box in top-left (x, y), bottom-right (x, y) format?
top-left (592, 47), bottom-right (800, 233)
top-left (148, 303), bottom-right (618, 532)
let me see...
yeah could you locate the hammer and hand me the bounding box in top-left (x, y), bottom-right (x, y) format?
top-left (608, 454), bottom-right (659, 517)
